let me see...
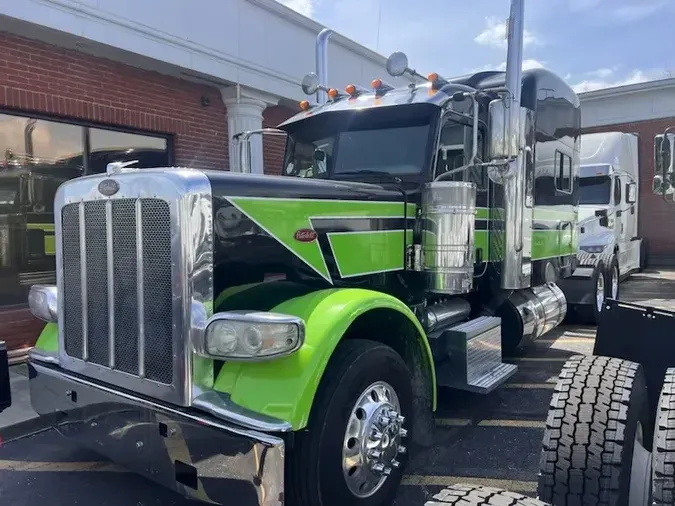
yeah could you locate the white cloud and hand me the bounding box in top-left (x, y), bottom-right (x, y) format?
top-left (275, 0), bottom-right (315, 18)
top-left (470, 59), bottom-right (546, 74)
top-left (572, 69), bottom-right (668, 93)
top-left (612, 2), bottom-right (668, 22)
top-left (585, 67), bottom-right (617, 79)
top-left (474, 17), bottom-right (541, 49)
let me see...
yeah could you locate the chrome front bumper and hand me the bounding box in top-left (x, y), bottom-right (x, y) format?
top-left (29, 361), bottom-right (285, 506)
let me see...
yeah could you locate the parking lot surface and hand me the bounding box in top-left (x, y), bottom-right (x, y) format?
top-left (1, 270), bottom-right (674, 506)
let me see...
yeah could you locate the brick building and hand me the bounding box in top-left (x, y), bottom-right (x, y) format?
top-left (579, 79), bottom-right (675, 265)
top-left (0, 31), bottom-right (297, 354)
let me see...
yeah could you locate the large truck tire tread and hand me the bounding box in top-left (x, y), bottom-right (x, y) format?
top-left (538, 355), bottom-right (649, 505)
top-left (287, 338), bottom-right (413, 506)
top-left (424, 484), bottom-right (549, 505)
top-left (653, 367), bottom-right (675, 505)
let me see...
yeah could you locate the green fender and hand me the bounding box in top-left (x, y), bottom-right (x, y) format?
top-left (213, 287), bottom-right (437, 430)
top-left (34, 322), bottom-right (58, 352)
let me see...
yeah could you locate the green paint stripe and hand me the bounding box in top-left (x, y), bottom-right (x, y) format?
top-left (331, 230), bottom-right (409, 277)
top-left (44, 235), bottom-right (55, 255)
top-left (27, 223), bottom-right (55, 231)
top-left (532, 209), bottom-right (576, 221)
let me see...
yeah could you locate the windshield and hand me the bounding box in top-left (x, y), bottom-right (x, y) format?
top-left (282, 104), bottom-right (436, 179)
top-left (579, 175), bottom-right (611, 205)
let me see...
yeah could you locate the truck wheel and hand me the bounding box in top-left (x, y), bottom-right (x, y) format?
top-left (653, 368), bottom-right (675, 505)
top-left (288, 339), bottom-right (413, 506)
top-left (538, 355), bottom-right (652, 506)
top-left (606, 255), bottom-right (620, 301)
top-left (424, 484), bottom-right (550, 505)
top-left (575, 261), bottom-right (607, 325)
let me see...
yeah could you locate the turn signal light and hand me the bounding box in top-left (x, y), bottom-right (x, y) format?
top-left (428, 72), bottom-right (439, 82)
top-left (372, 78), bottom-right (383, 89)
top-left (328, 88), bottom-right (339, 99)
top-left (299, 100), bottom-right (311, 111)
top-left (345, 84), bottom-right (357, 95)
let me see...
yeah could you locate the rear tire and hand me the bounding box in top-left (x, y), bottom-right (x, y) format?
top-left (424, 484), bottom-right (550, 505)
top-left (287, 339), bottom-right (413, 506)
top-left (653, 368), bottom-right (675, 505)
top-left (538, 355), bottom-right (652, 506)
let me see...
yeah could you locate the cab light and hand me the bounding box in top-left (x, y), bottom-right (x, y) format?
top-left (201, 311), bottom-right (305, 361)
top-left (345, 84), bottom-right (357, 95)
top-left (328, 88), bottom-right (339, 100)
top-left (371, 78), bottom-right (383, 89)
top-left (299, 100), bottom-right (311, 111)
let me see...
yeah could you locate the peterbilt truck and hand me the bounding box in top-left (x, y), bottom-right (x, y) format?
top-left (559, 131), bottom-right (645, 324)
top-left (22, 1), bottom-right (583, 505)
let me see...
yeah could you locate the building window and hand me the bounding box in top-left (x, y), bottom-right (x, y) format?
top-left (0, 111), bottom-right (170, 308)
top-left (555, 150), bottom-right (572, 194)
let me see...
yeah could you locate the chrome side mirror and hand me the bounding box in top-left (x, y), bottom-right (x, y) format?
top-left (654, 133), bottom-right (675, 197)
top-left (626, 182), bottom-right (637, 204)
top-left (487, 98), bottom-right (520, 162)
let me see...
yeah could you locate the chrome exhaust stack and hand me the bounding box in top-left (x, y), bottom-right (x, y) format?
top-left (315, 28), bottom-right (333, 105)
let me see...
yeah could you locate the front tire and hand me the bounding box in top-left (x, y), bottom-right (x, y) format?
top-left (653, 368), bottom-right (675, 505)
top-left (538, 355), bottom-right (652, 506)
top-left (287, 339), bottom-right (413, 506)
top-left (575, 261), bottom-right (607, 325)
top-left (607, 255), bottom-right (621, 301)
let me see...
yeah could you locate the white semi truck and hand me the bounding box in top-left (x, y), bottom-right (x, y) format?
top-left (559, 131), bottom-right (646, 323)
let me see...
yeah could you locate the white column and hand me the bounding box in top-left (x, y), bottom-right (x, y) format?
top-left (221, 86), bottom-right (279, 174)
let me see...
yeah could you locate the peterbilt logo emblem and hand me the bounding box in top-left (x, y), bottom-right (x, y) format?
top-left (294, 228), bottom-right (317, 242)
top-left (98, 179), bottom-right (119, 196)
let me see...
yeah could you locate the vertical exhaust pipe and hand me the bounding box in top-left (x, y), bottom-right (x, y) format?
top-left (501, 0), bottom-right (529, 289)
top-left (315, 28), bottom-right (333, 104)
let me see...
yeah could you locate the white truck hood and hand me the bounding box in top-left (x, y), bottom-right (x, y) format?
top-left (578, 204), bottom-right (614, 249)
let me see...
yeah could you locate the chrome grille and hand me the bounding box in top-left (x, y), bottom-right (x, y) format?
top-left (61, 198), bottom-right (174, 384)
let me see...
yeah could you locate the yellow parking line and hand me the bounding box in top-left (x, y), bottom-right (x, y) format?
top-left (402, 475), bottom-right (537, 492)
top-left (503, 382), bottom-right (556, 389)
top-left (0, 460), bottom-right (128, 472)
top-left (436, 418), bottom-right (546, 429)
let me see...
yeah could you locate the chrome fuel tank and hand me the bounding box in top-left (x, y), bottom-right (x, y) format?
top-left (421, 181), bottom-right (476, 295)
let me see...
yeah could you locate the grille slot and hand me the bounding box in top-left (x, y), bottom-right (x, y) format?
top-left (61, 198), bottom-right (174, 385)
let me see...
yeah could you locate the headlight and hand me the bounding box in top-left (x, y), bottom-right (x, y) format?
top-left (28, 285), bottom-right (58, 322)
top-left (579, 245), bottom-right (606, 254)
top-left (201, 311), bottom-right (305, 361)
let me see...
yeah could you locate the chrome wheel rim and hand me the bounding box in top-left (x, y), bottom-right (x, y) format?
top-left (611, 265), bottom-right (619, 299)
top-left (596, 271), bottom-right (605, 313)
top-left (629, 421), bottom-right (652, 506)
top-left (342, 381), bottom-right (407, 498)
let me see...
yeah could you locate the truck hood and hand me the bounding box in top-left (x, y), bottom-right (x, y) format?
top-left (578, 204), bottom-right (611, 225)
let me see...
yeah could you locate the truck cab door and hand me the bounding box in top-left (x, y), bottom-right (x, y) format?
top-left (613, 175), bottom-right (627, 270)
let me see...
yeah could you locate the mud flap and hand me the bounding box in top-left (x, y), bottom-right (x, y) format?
top-left (0, 341), bottom-right (10, 413)
top-left (595, 298), bottom-right (675, 421)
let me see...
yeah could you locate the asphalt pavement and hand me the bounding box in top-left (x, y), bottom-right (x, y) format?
top-left (1, 269), bottom-right (673, 506)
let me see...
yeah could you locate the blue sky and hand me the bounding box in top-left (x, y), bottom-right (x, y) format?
top-left (276, 0), bottom-right (675, 92)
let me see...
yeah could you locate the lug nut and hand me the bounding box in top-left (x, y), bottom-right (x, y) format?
top-left (372, 463), bottom-right (385, 473)
top-left (136, 441), bottom-right (144, 449)
top-left (382, 466), bottom-right (392, 476)
top-left (391, 460), bottom-right (401, 468)
top-left (397, 445), bottom-right (407, 454)
top-left (396, 415), bottom-right (405, 424)
top-left (389, 410), bottom-right (399, 419)
top-left (399, 428), bottom-right (408, 438)
top-left (369, 449), bottom-right (382, 459)
top-left (379, 415), bottom-right (391, 425)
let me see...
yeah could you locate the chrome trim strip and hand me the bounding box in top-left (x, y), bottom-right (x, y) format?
top-left (192, 389), bottom-right (292, 432)
top-left (106, 200), bottom-right (115, 369)
top-left (135, 198), bottom-right (145, 378)
top-left (55, 168), bottom-right (214, 406)
top-left (28, 348), bottom-right (59, 365)
top-left (78, 202), bottom-right (88, 361)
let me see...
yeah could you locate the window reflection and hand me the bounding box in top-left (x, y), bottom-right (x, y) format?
top-left (0, 113), bottom-right (170, 307)
top-left (88, 128), bottom-right (168, 174)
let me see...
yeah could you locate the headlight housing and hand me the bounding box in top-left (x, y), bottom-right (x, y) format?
top-left (28, 285), bottom-right (58, 322)
top-left (579, 245), bottom-right (607, 254)
top-left (199, 311), bottom-right (305, 361)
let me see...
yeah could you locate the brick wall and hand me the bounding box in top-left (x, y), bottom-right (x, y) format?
top-left (263, 105), bottom-right (295, 175)
top-left (583, 117), bottom-right (675, 262)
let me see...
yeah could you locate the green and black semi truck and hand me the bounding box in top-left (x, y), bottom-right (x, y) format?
top-left (19, 1), bottom-right (595, 505)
